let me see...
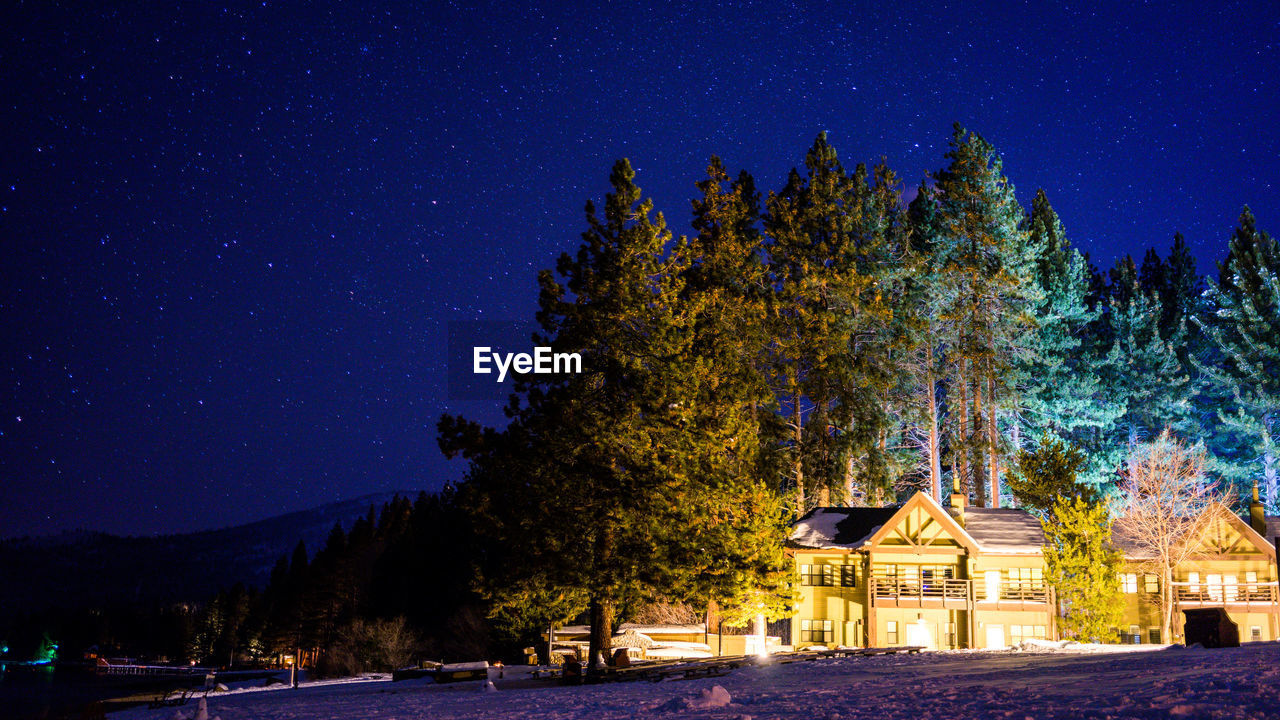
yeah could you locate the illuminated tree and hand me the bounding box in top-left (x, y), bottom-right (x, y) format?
top-left (1114, 431), bottom-right (1221, 643)
top-left (1196, 208), bottom-right (1280, 509)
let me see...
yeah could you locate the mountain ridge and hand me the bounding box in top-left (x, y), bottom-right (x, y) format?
top-left (0, 490), bottom-right (420, 615)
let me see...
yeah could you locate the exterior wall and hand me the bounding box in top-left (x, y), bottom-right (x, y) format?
top-left (790, 547), bottom-right (1054, 649)
top-left (1117, 556), bottom-right (1280, 644)
top-left (791, 551), bottom-right (866, 648)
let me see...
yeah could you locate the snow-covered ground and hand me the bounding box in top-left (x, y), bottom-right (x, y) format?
top-left (112, 642), bottom-right (1280, 719)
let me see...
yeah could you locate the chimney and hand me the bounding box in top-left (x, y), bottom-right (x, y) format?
top-left (950, 476), bottom-right (966, 527)
top-left (1250, 480), bottom-right (1266, 534)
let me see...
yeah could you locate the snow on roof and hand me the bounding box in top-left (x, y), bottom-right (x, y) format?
top-left (553, 623), bottom-right (706, 637)
top-left (962, 507), bottom-right (1045, 553)
top-left (616, 623), bottom-right (706, 635)
top-left (788, 507), bottom-right (899, 549)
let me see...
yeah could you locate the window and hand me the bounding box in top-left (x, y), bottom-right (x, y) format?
top-left (1120, 573), bottom-right (1138, 593)
top-left (1207, 574), bottom-right (1222, 600)
top-left (1144, 574), bottom-right (1159, 593)
top-left (1246, 571), bottom-right (1258, 594)
top-left (800, 619), bottom-right (833, 643)
top-left (1188, 571), bottom-right (1200, 594)
top-left (1224, 575), bottom-right (1239, 601)
top-left (944, 622), bottom-right (957, 649)
top-left (886, 621), bottom-right (899, 645)
top-left (1148, 628), bottom-right (1161, 644)
top-left (1128, 625), bottom-right (1141, 644)
top-left (801, 564), bottom-right (835, 587)
top-left (1251, 626), bottom-right (1263, 642)
top-left (840, 565), bottom-right (857, 587)
top-left (1009, 625), bottom-right (1047, 645)
top-left (985, 570), bottom-right (1002, 600)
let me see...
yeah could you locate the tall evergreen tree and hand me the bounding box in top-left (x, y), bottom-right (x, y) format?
top-left (1195, 208), bottom-right (1280, 508)
top-left (930, 124), bottom-right (1038, 507)
top-left (763, 134), bottom-right (895, 508)
top-left (1017, 190), bottom-right (1119, 465)
top-left (442, 158), bottom-right (795, 674)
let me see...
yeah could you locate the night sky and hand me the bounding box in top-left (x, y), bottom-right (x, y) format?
top-left (2, 2), bottom-right (1277, 538)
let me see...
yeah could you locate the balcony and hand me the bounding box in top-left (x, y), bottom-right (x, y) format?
top-left (1172, 580), bottom-right (1278, 608)
top-left (977, 581), bottom-right (1051, 604)
top-left (869, 577), bottom-right (969, 608)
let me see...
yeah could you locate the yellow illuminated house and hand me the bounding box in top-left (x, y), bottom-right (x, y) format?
top-left (788, 485), bottom-right (1280, 648)
top-left (1112, 484), bottom-right (1279, 645)
top-left (787, 490), bottom-right (1052, 650)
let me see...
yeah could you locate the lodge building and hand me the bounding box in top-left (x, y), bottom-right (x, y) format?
top-left (787, 484), bottom-right (1280, 649)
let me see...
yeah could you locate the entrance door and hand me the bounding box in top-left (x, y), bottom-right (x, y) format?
top-left (986, 624), bottom-right (1006, 649)
top-left (905, 620), bottom-right (935, 649)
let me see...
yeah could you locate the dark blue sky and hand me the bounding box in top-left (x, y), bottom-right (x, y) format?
top-left (2, 1), bottom-right (1277, 537)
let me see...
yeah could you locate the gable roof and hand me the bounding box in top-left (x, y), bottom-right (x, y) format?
top-left (864, 491), bottom-right (981, 554)
top-left (1114, 503), bottom-right (1277, 561)
top-left (787, 506), bottom-right (899, 550)
top-left (964, 507), bottom-right (1046, 554)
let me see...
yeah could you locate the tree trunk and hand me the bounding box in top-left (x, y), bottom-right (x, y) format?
top-left (587, 526), bottom-right (616, 675)
top-left (793, 386), bottom-right (805, 512)
top-left (587, 596), bottom-right (615, 675)
top-left (1161, 561), bottom-right (1173, 645)
top-left (926, 346), bottom-right (943, 503)
top-left (987, 369), bottom-right (1000, 508)
top-left (957, 362), bottom-right (971, 502)
top-left (1262, 425), bottom-right (1277, 511)
top-left (844, 453), bottom-right (856, 506)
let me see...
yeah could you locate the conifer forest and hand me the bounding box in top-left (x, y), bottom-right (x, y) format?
top-left (5, 125), bottom-right (1277, 677)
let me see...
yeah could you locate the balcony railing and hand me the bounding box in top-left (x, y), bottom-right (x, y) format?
top-left (980, 581), bottom-right (1050, 603)
top-left (870, 577), bottom-right (969, 601)
top-left (867, 577), bottom-right (1051, 605)
top-left (1172, 580), bottom-right (1278, 606)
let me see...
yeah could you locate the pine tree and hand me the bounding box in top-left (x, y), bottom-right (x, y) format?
top-left (441, 158), bottom-right (796, 674)
top-left (1006, 436), bottom-right (1096, 518)
top-left (1042, 496), bottom-right (1123, 643)
top-left (897, 183), bottom-right (950, 501)
top-left (763, 134), bottom-right (895, 508)
top-left (1195, 208), bottom-right (1280, 508)
top-left (1102, 261), bottom-right (1191, 458)
top-left (1017, 191), bottom-right (1120, 465)
top-left (930, 124), bottom-right (1038, 507)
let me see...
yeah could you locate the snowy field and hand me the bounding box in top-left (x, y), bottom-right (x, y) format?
top-left (113, 642), bottom-right (1280, 720)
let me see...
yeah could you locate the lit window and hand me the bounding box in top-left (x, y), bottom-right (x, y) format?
top-left (1119, 574), bottom-right (1138, 593)
top-left (886, 621), bottom-right (898, 645)
top-left (1251, 626), bottom-right (1263, 642)
top-left (1207, 574), bottom-right (1223, 601)
top-left (1009, 625), bottom-right (1047, 645)
top-left (1246, 571), bottom-right (1258, 594)
top-left (1188, 572), bottom-right (1200, 594)
top-left (1224, 575), bottom-right (1239, 601)
top-left (1144, 574), bottom-right (1159, 593)
top-left (801, 565), bottom-right (832, 587)
top-left (800, 619), bottom-right (833, 643)
top-left (1129, 625), bottom-right (1140, 644)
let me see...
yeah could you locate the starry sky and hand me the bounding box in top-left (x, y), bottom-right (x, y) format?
top-left (2, 1), bottom-right (1277, 538)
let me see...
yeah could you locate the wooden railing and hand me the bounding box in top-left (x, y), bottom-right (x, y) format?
top-left (1172, 580), bottom-right (1278, 606)
top-left (983, 581), bottom-right (1050, 603)
top-left (870, 577), bottom-right (969, 601)
top-left (868, 577), bottom-right (1051, 604)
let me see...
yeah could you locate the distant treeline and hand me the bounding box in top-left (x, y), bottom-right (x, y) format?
top-left (1, 492), bottom-right (498, 672)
